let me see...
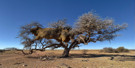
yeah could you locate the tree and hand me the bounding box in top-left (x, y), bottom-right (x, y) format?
top-left (18, 12), bottom-right (127, 57)
top-left (116, 47), bottom-right (129, 52)
top-left (18, 22), bottom-right (51, 54)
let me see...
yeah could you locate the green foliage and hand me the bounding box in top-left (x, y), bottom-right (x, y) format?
top-left (100, 47), bottom-right (129, 53)
top-left (116, 47), bottom-right (129, 52)
top-left (100, 47), bottom-right (117, 53)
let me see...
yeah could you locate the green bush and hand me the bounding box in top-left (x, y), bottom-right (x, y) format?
top-left (100, 47), bottom-right (117, 53)
top-left (116, 47), bottom-right (129, 52)
top-left (100, 47), bottom-right (129, 53)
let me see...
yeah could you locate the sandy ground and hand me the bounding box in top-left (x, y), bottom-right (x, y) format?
top-left (0, 50), bottom-right (135, 68)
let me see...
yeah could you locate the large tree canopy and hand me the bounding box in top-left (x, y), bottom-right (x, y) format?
top-left (18, 12), bottom-right (127, 57)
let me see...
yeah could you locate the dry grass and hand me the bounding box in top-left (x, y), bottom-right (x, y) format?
top-left (0, 50), bottom-right (135, 68)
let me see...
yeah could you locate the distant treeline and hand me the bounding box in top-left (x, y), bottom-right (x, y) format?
top-left (0, 47), bottom-right (22, 51)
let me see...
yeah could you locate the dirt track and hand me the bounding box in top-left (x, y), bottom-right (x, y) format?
top-left (0, 50), bottom-right (135, 68)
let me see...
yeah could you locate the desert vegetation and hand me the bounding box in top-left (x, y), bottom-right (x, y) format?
top-left (4, 47), bottom-right (19, 50)
top-left (0, 50), bottom-right (4, 53)
top-left (0, 0), bottom-right (134, 67)
top-left (0, 50), bottom-right (135, 68)
top-left (1, 11), bottom-right (131, 68)
top-left (17, 12), bottom-right (127, 57)
top-left (116, 47), bottom-right (129, 52)
top-left (100, 47), bottom-right (129, 53)
top-left (82, 49), bottom-right (88, 55)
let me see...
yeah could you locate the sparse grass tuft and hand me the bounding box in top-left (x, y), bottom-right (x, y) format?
top-left (82, 49), bottom-right (88, 55)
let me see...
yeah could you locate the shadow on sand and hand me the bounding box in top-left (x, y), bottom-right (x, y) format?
top-left (25, 53), bottom-right (135, 61)
top-left (70, 54), bottom-right (135, 58)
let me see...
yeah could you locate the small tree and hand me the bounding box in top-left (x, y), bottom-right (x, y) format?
top-left (100, 47), bottom-right (129, 53)
top-left (116, 47), bottom-right (129, 52)
top-left (18, 12), bottom-right (127, 57)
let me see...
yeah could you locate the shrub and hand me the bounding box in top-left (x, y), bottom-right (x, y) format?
top-left (100, 47), bottom-right (117, 53)
top-left (116, 47), bottom-right (129, 52)
top-left (0, 49), bottom-right (4, 53)
top-left (82, 49), bottom-right (88, 55)
top-left (100, 47), bottom-right (129, 53)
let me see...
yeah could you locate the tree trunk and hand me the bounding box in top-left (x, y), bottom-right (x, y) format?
top-left (61, 41), bottom-right (77, 57)
top-left (62, 48), bottom-right (70, 57)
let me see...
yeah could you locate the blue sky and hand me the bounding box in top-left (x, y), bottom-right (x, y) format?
top-left (0, 0), bottom-right (134, 49)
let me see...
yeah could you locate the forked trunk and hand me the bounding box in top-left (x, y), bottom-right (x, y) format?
top-left (62, 48), bottom-right (70, 57)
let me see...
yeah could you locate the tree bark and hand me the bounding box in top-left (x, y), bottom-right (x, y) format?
top-left (62, 41), bottom-right (78, 57)
top-left (62, 48), bottom-right (70, 57)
